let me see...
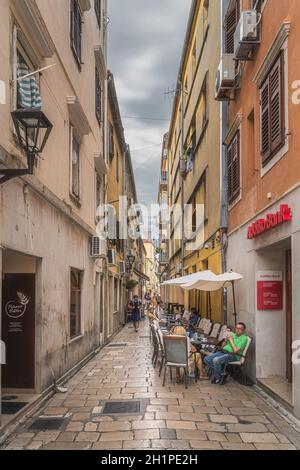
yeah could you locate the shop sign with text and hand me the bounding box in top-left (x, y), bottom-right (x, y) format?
top-left (257, 271), bottom-right (283, 310)
top-left (247, 205), bottom-right (292, 240)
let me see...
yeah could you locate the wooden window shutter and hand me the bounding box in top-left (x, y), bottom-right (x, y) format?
top-left (227, 131), bottom-right (240, 204)
top-left (260, 52), bottom-right (284, 166)
top-left (225, 0), bottom-right (239, 53)
top-left (260, 79), bottom-right (270, 162)
top-left (270, 54), bottom-right (284, 155)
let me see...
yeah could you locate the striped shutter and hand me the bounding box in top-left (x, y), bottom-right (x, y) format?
top-left (227, 131), bottom-right (240, 204)
top-left (225, 1), bottom-right (239, 54)
top-left (260, 52), bottom-right (284, 166)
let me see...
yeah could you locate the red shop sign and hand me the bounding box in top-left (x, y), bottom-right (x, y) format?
top-left (247, 204), bottom-right (292, 240)
top-left (257, 272), bottom-right (283, 311)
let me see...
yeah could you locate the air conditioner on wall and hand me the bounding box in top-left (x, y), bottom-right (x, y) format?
top-left (215, 54), bottom-right (235, 101)
top-left (90, 236), bottom-right (106, 258)
top-left (107, 249), bottom-right (116, 265)
top-left (234, 10), bottom-right (261, 61)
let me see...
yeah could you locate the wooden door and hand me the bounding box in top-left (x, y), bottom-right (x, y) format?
top-left (2, 274), bottom-right (35, 388)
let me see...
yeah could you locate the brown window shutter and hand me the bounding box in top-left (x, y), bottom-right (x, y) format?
top-left (225, 1), bottom-right (240, 54)
top-left (260, 52), bottom-right (284, 166)
top-left (260, 79), bottom-right (270, 163)
top-left (270, 54), bottom-right (284, 154)
top-left (227, 130), bottom-right (240, 204)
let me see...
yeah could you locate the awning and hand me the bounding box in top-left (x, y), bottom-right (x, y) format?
top-left (162, 270), bottom-right (214, 286)
top-left (182, 272), bottom-right (243, 292)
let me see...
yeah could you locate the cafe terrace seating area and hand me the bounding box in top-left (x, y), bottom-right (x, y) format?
top-left (149, 303), bottom-right (252, 389)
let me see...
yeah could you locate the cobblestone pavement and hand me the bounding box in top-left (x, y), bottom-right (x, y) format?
top-left (1, 320), bottom-right (300, 450)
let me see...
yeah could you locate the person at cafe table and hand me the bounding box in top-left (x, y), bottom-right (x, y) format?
top-left (203, 322), bottom-right (248, 385)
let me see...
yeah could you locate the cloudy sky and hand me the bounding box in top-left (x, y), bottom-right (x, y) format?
top-left (108, 0), bottom-right (191, 213)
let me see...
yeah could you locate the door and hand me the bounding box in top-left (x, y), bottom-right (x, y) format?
top-left (286, 250), bottom-right (292, 383)
top-left (2, 274), bottom-right (35, 389)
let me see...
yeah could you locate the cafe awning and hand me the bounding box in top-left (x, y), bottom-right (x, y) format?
top-left (161, 270), bottom-right (214, 286)
top-left (182, 271), bottom-right (243, 291)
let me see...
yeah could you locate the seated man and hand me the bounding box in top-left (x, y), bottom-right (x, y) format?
top-left (203, 322), bottom-right (248, 384)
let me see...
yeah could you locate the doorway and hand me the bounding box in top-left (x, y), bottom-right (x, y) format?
top-left (2, 273), bottom-right (35, 389)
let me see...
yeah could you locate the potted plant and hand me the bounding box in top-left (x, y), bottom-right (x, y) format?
top-left (126, 279), bottom-right (139, 290)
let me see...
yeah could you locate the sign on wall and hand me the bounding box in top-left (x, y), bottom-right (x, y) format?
top-left (257, 271), bottom-right (283, 310)
top-left (247, 205), bottom-right (292, 240)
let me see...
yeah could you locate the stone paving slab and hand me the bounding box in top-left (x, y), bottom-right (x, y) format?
top-left (1, 320), bottom-right (300, 450)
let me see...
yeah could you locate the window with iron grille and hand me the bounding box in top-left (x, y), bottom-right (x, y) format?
top-left (109, 123), bottom-right (114, 159)
top-left (94, 0), bottom-right (101, 29)
top-left (224, 0), bottom-right (240, 53)
top-left (70, 269), bottom-right (82, 339)
top-left (227, 130), bottom-right (240, 205)
top-left (260, 52), bottom-right (285, 167)
top-left (70, 0), bottom-right (82, 68)
top-left (95, 67), bottom-right (102, 124)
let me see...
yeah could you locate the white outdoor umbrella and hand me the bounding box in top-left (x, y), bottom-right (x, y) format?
top-left (181, 271), bottom-right (243, 325)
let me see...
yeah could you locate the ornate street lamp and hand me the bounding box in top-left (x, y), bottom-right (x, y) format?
top-left (0, 108), bottom-right (53, 184)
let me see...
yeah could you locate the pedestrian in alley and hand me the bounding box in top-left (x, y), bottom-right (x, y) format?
top-left (128, 295), bottom-right (142, 332)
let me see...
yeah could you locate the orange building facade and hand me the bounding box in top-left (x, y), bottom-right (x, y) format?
top-left (221, 0), bottom-right (300, 417)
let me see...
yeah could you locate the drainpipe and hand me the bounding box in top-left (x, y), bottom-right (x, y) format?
top-left (220, 0), bottom-right (229, 324)
top-left (180, 81), bottom-right (185, 278)
top-left (0, 246), bottom-right (2, 428)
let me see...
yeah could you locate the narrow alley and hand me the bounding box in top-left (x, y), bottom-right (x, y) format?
top-left (1, 319), bottom-right (300, 451)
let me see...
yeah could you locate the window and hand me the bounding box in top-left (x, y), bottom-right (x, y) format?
top-left (70, 126), bottom-right (80, 199)
top-left (192, 42), bottom-right (197, 77)
top-left (95, 67), bottom-right (102, 124)
top-left (94, 0), bottom-right (101, 29)
top-left (227, 130), bottom-right (240, 204)
top-left (95, 174), bottom-right (101, 213)
top-left (114, 277), bottom-right (118, 312)
top-left (197, 73), bottom-right (208, 134)
top-left (260, 52), bottom-right (285, 167)
top-left (116, 151), bottom-right (119, 182)
top-left (12, 26), bottom-right (41, 110)
top-left (70, 0), bottom-right (82, 68)
top-left (70, 269), bottom-right (82, 339)
top-left (224, 0), bottom-right (240, 53)
top-left (109, 123), bottom-right (114, 159)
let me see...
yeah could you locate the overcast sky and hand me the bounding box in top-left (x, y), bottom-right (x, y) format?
top-left (108, 0), bottom-right (191, 215)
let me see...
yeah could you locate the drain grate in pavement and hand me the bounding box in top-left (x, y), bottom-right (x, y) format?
top-left (2, 395), bottom-right (18, 401)
top-left (27, 417), bottom-right (67, 431)
top-left (1, 402), bottom-right (28, 415)
top-left (108, 343), bottom-right (128, 347)
top-left (102, 401), bottom-right (140, 414)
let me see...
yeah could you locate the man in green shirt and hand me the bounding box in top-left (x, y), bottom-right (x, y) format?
top-left (204, 323), bottom-right (248, 384)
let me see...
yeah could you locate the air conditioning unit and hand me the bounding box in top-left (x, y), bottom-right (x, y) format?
top-left (90, 236), bottom-right (106, 258)
top-left (107, 249), bottom-right (116, 265)
top-left (215, 54), bottom-right (235, 101)
top-left (119, 261), bottom-right (126, 275)
top-left (234, 10), bottom-right (261, 60)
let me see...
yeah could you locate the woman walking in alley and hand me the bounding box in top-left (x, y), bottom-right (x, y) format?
top-left (128, 295), bottom-right (142, 332)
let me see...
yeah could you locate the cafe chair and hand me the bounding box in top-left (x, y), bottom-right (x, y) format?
top-left (162, 335), bottom-right (191, 389)
top-left (220, 336), bottom-right (253, 385)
